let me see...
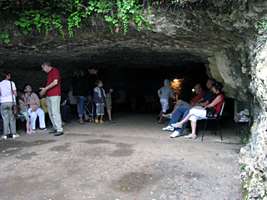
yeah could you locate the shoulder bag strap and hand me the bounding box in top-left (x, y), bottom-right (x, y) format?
top-left (10, 81), bottom-right (16, 104)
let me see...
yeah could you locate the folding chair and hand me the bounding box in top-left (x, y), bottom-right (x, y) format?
top-left (201, 102), bottom-right (225, 142)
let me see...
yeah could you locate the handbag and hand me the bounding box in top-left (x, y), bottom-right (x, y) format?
top-left (206, 107), bottom-right (216, 118)
top-left (10, 81), bottom-right (18, 116)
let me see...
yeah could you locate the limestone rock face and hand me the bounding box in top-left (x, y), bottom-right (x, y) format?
top-left (0, 1), bottom-right (267, 198)
top-left (239, 37), bottom-right (267, 200)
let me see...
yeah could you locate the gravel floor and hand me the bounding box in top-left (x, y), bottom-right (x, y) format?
top-left (0, 114), bottom-right (242, 200)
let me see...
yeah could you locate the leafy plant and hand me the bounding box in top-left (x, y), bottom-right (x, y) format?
top-left (0, 32), bottom-right (11, 44)
top-left (256, 19), bottom-right (267, 32)
top-left (12, 0), bottom-right (149, 38)
top-left (15, 10), bottom-right (64, 36)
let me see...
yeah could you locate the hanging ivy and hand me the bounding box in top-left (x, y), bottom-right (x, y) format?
top-left (2, 0), bottom-right (150, 40)
top-left (0, 32), bottom-right (10, 45)
top-left (15, 10), bottom-right (64, 36)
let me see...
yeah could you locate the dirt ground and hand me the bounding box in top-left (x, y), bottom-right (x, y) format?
top-left (0, 114), bottom-right (242, 200)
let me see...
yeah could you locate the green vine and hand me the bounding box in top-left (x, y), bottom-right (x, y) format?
top-left (15, 10), bottom-right (64, 36)
top-left (256, 19), bottom-right (267, 32)
top-left (10, 0), bottom-right (150, 38)
top-left (0, 32), bottom-right (10, 44)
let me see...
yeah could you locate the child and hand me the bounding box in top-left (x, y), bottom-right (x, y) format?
top-left (18, 93), bottom-right (32, 134)
top-left (93, 80), bottom-right (106, 124)
top-left (106, 88), bottom-right (113, 121)
top-left (157, 79), bottom-right (174, 123)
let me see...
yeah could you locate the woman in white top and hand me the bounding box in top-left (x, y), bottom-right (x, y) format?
top-left (0, 71), bottom-right (18, 139)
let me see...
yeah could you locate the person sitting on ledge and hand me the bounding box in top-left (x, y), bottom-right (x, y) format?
top-left (162, 83), bottom-right (205, 138)
top-left (18, 92), bottom-right (31, 134)
top-left (171, 81), bottom-right (225, 139)
top-left (23, 84), bottom-right (46, 133)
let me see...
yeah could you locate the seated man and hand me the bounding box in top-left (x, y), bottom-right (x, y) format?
top-left (162, 83), bottom-right (205, 138)
top-left (190, 83), bottom-right (206, 106)
top-left (172, 81), bottom-right (224, 139)
top-left (196, 78), bottom-right (215, 106)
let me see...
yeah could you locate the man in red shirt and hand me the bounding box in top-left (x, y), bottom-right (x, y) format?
top-left (190, 83), bottom-right (205, 106)
top-left (40, 62), bottom-right (63, 136)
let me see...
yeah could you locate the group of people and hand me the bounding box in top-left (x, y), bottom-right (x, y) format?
top-left (158, 78), bottom-right (225, 139)
top-left (70, 69), bottom-right (113, 124)
top-left (0, 63), bottom-right (64, 139)
top-left (0, 62), bottom-right (113, 139)
top-left (0, 61), bottom-right (224, 140)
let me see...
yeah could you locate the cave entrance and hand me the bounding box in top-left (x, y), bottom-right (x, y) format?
top-left (3, 50), bottom-right (236, 140)
top-left (99, 63), bottom-right (209, 114)
top-left (53, 49), bottom-right (214, 116)
top-left (63, 55), bottom-right (236, 140)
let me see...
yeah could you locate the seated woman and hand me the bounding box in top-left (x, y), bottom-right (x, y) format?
top-left (171, 82), bottom-right (224, 139)
top-left (18, 92), bottom-right (31, 134)
top-left (162, 83), bottom-right (205, 138)
top-left (23, 84), bottom-right (46, 133)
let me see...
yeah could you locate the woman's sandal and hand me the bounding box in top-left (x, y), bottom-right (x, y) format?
top-left (184, 134), bottom-right (197, 139)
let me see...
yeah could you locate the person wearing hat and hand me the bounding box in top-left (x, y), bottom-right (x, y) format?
top-left (24, 84), bottom-right (46, 133)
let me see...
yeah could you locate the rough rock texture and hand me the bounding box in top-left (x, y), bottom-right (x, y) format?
top-left (1, 0), bottom-right (267, 198)
top-left (239, 35), bottom-right (267, 200)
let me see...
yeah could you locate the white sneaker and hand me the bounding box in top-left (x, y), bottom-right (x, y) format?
top-left (170, 130), bottom-right (181, 138)
top-left (1, 135), bottom-right (7, 140)
top-left (12, 134), bottom-right (20, 139)
top-left (162, 125), bottom-right (174, 132)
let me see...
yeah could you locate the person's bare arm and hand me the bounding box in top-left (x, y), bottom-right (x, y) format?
top-left (197, 97), bottom-right (204, 103)
top-left (157, 89), bottom-right (161, 98)
top-left (201, 100), bottom-right (209, 106)
top-left (34, 93), bottom-right (40, 107)
top-left (40, 79), bottom-right (58, 96)
top-left (11, 82), bottom-right (17, 97)
top-left (44, 79), bottom-right (58, 91)
top-left (205, 95), bottom-right (223, 108)
top-left (13, 90), bottom-right (17, 97)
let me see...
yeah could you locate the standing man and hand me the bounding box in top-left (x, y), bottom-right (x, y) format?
top-left (0, 71), bottom-right (19, 139)
top-left (87, 67), bottom-right (99, 121)
top-left (72, 70), bottom-right (89, 124)
top-left (40, 62), bottom-right (64, 136)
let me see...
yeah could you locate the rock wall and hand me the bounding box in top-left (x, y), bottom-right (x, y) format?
top-left (208, 50), bottom-right (248, 99)
top-left (1, 1), bottom-right (267, 198)
top-left (240, 35), bottom-right (267, 200)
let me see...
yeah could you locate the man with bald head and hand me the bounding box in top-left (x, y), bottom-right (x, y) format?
top-left (40, 62), bottom-right (63, 136)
